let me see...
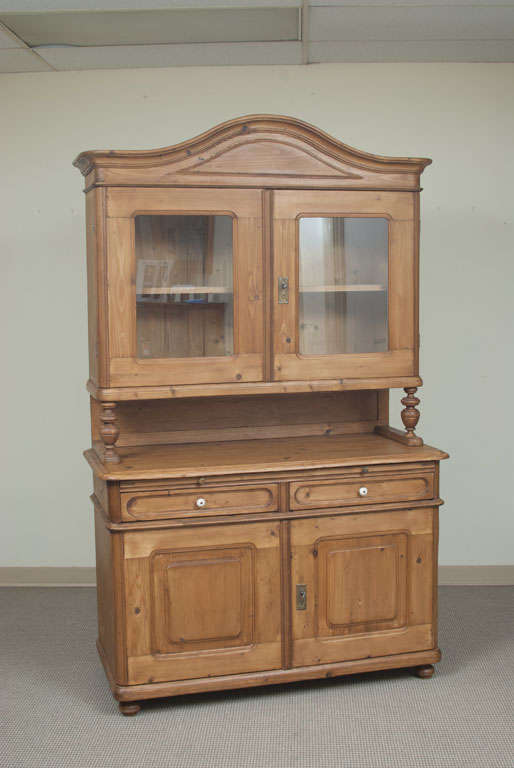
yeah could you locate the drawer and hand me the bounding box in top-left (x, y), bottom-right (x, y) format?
top-left (121, 484), bottom-right (278, 521)
top-left (289, 471), bottom-right (434, 510)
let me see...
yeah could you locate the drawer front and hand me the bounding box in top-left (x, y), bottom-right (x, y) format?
top-left (121, 484), bottom-right (278, 521)
top-left (290, 471), bottom-right (434, 510)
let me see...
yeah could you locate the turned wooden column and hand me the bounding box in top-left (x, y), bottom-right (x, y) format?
top-left (401, 387), bottom-right (422, 444)
top-left (100, 402), bottom-right (120, 463)
top-left (374, 387), bottom-right (424, 446)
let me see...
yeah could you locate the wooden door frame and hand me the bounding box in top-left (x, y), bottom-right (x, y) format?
top-left (105, 187), bottom-right (265, 387)
top-left (289, 508), bottom-right (435, 668)
top-left (271, 190), bottom-right (418, 382)
top-left (123, 521), bottom-right (282, 684)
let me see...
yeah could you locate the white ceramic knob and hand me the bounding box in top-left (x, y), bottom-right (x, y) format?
top-left (196, 497), bottom-right (206, 508)
top-left (358, 487), bottom-right (368, 497)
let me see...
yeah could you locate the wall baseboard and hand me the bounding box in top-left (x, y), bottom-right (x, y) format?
top-left (0, 567), bottom-right (96, 586)
top-left (0, 565), bottom-right (513, 587)
top-left (439, 565), bottom-right (514, 586)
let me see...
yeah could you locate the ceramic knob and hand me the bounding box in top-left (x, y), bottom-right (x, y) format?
top-left (196, 497), bottom-right (206, 508)
top-left (358, 487), bottom-right (368, 497)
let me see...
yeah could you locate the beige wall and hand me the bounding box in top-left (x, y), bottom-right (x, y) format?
top-left (2, 63), bottom-right (513, 567)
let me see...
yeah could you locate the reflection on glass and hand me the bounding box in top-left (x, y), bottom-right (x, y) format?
top-left (299, 217), bottom-right (388, 355)
top-left (135, 215), bottom-right (233, 358)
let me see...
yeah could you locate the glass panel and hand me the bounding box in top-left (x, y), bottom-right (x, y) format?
top-left (135, 215), bottom-right (233, 359)
top-left (298, 217), bottom-right (388, 355)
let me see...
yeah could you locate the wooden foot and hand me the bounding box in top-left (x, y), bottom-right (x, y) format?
top-left (411, 664), bottom-right (434, 679)
top-left (100, 402), bottom-right (120, 464)
top-left (119, 701), bottom-right (141, 716)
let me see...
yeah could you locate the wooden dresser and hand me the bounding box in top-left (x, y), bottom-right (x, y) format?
top-left (74, 115), bottom-right (448, 715)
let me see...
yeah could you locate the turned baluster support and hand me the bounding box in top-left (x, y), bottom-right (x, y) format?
top-left (401, 387), bottom-right (422, 443)
top-left (374, 386), bottom-right (423, 446)
top-left (100, 402), bottom-right (120, 464)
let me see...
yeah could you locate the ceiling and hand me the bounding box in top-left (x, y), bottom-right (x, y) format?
top-left (0, 0), bottom-right (513, 73)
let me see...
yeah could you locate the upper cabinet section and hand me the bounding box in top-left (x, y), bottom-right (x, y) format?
top-left (76, 116), bottom-right (431, 397)
top-left (73, 114), bottom-right (431, 193)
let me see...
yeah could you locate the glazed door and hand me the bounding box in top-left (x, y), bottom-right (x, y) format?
top-left (272, 190), bottom-right (417, 381)
top-left (106, 188), bottom-right (264, 387)
top-left (290, 508), bottom-right (436, 667)
top-left (123, 521), bottom-right (281, 684)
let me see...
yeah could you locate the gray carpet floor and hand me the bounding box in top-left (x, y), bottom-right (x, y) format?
top-left (2, 586), bottom-right (513, 768)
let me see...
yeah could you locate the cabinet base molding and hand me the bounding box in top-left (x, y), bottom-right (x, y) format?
top-left (98, 639), bottom-right (441, 705)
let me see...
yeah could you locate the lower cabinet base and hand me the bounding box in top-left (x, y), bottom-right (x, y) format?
top-left (98, 640), bottom-right (441, 714)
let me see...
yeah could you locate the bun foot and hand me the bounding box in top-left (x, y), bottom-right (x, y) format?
top-left (412, 664), bottom-right (435, 679)
top-left (119, 701), bottom-right (141, 716)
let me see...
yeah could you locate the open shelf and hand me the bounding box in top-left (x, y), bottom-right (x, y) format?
top-left (139, 286), bottom-right (230, 295)
top-left (300, 284), bottom-right (385, 293)
top-left (86, 433), bottom-right (448, 481)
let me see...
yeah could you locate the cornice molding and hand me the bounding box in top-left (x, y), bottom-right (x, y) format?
top-left (73, 115), bottom-right (432, 187)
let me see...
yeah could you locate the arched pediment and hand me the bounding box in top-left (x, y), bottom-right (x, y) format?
top-left (73, 115), bottom-right (431, 191)
top-left (182, 137), bottom-right (363, 179)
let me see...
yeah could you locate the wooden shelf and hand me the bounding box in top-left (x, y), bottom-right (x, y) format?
top-left (138, 286), bottom-right (230, 295)
top-left (85, 433), bottom-right (448, 481)
top-left (87, 375), bottom-right (424, 402)
top-left (300, 284), bottom-right (385, 293)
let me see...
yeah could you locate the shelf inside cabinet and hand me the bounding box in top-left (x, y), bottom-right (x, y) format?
top-left (300, 284), bottom-right (385, 293)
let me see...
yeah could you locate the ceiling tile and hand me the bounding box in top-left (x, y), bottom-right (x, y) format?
top-left (0, 22), bottom-right (25, 48)
top-left (309, 39), bottom-right (514, 63)
top-left (0, 8), bottom-right (300, 47)
top-left (35, 41), bottom-right (303, 70)
top-left (310, 6), bottom-right (514, 42)
top-left (309, 0), bottom-right (514, 6)
top-left (0, 1), bottom-right (301, 9)
top-left (0, 47), bottom-right (52, 71)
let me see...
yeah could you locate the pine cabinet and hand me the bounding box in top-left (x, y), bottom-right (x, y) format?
top-left (76, 116), bottom-right (448, 715)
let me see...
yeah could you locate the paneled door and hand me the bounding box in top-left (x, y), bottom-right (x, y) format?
top-left (290, 509), bottom-right (436, 667)
top-left (272, 190), bottom-right (417, 381)
top-left (105, 188), bottom-right (265, 387)
top-left (123, 521), bottom-right (282, 684)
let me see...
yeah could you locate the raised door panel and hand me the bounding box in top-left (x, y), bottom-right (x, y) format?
top-left (272, 190), bottom-right (417, 382)
top-left (105, 188), bottom-right (265, 387)
top-left (151, 546), bottom-right (253, 653)
top-left (290, 508), bottom-right (435, 667)
top-left (319, 534), bottom-right (407, 636)
top-left (123, 522), bottom-right (281, 684)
